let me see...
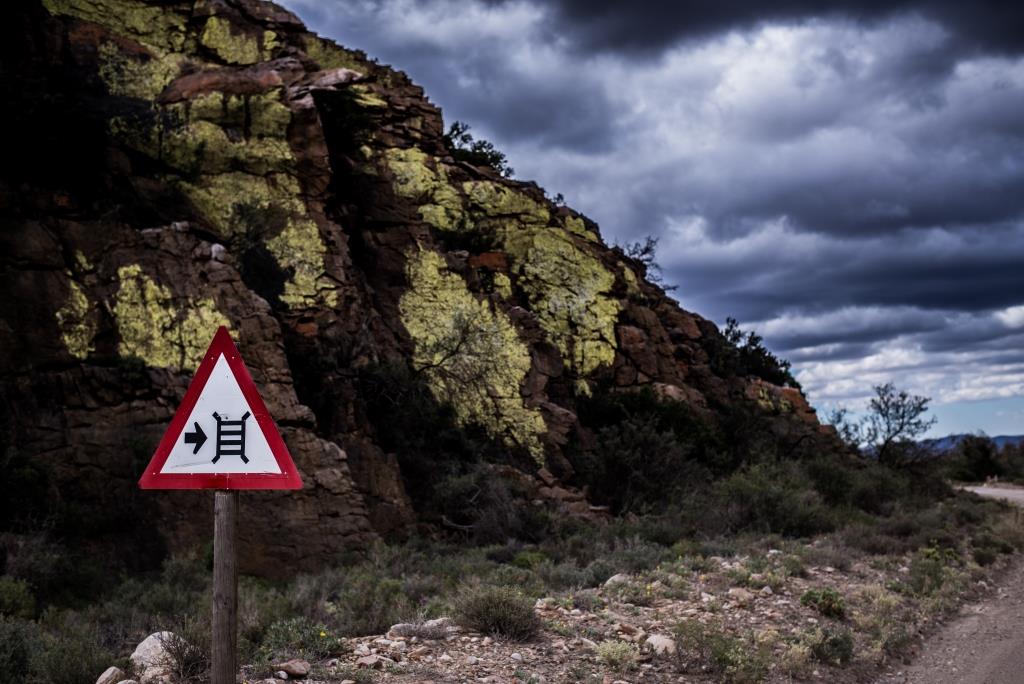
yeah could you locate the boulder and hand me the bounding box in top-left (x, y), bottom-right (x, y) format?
top-left (96, 667), bottom-right (125, 684)
top-left (275, 659), bottom-right (311, 677)
top-left (604, 573), bottom-right (631, 588)
top-left (645, 634), bottom-right (676, 656)
top-left (130, 632), bottom-right (175, 684)
top-left (728, 587), bottom-right (755, 604)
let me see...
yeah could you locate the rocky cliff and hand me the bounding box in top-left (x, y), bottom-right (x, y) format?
top-left (0, 0), bottom-right (828, 576)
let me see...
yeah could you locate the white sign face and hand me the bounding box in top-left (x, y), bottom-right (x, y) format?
top-left (158, 354), bottom-right (282, 475)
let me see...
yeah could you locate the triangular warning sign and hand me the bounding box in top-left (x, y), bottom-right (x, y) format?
top-left (139, 326), bottom-right (303, 490)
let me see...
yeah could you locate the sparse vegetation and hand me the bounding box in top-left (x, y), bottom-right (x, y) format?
top-left (620, 235), bottom-right (676, 290)
top-left (443, 121), bottom-right (514, 178)
top-left (944, 434), bottom-right (1024, 483)
top-left (806, 625), bottom-right (855, 665)
top-left (711, 317), bottom-right (801, 389)
top-left (453, 585), bottom-right (542, 641)
top-left (675, 619), bottom-right (769, 683)
top-left (801, 587), bottom-right (846, 619)
top-left (596, 639), bottom-right (636, 671)
top-left (255, 616), bottom-right (346, 663)
top-left (1, 352), bottom-right (1016, 682)
top-left (829, 382), bottom-right (938, 467)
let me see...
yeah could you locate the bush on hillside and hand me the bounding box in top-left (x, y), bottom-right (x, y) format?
top-left (800, 587), bottom-right (846, 619)
top-left (453, 585), bottom-right (541, 640)
top-left (715, 463), bottom-right (835, 537)
top-left (0, 616), bottom-right (34, 673)
top-left (0, 576), bottom-right (34, 619)
top-left (444, 121), bottom-right (514, 178)
top-left (708, 318), bottom-right (800, 389)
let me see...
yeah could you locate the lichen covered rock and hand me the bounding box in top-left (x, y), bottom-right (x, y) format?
top-left (400, 248), bottom-right (546, 462)
top-left (1, 0), bottom-right (827, 574)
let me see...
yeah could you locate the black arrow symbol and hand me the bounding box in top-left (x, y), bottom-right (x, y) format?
top-left (184, 422), bottom-right (207, 454)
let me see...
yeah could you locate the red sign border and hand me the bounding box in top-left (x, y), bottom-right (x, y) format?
top-left (138, 326), bottom-right (303, 490)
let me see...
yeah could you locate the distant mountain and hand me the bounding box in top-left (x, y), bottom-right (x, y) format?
top-left (923, 434), bottom-right (1024, 452)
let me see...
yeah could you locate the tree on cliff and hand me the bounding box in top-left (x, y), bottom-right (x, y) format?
top-left (443, 121), bottom-right (515, 178)
top-left (710, 318), bottom-right (801, 389)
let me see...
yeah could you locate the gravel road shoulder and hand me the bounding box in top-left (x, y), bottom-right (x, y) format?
top-left (876, 486), bottom-right (1024, 684)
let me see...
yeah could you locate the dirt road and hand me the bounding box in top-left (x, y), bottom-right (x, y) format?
top-left (877, 486), bottom-right (1024, 684)
top-left (962, 485), bottom-right (1024, 506)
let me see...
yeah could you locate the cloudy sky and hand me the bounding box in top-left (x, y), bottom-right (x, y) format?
top-left (282, 0), bottom-right (1024, 436)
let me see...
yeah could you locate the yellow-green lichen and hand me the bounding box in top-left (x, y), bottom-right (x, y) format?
top-left (74, 250), bottom-right (94, 273)
top-left (383, 148), bottom-right (465, 231)
top-left (563, 214), bottom-right (597, 242)
top-left (42, 0), bottom-right (187, 52)
top-left (262, 30), bottom-right (280, 55)
top-left (266, 218), bottom-right (337, 308)
top-left (176, 172), bottom-right (298, 236)
top-left (200, 16), bottom-right (262, 65)
top-left (159, 118), bottom-right (294, 176)
top-left (400, 249), bottom-right (546, 462)
top-left (188, 91), bottom-right (292, 138)
top-left (113, 264), bottom-right (231, 370)
top-left (492, 272), bottom-right (513, 299)
top-left (56, 279), bottom-right (95, 359)
top-left (620, 264), bottom-right (641, 295)
top-left (97, 41), bottom-right (184, 100)
top-left (503, 227), bottom-right (621, 376)
top-left (458, 179), bottom-right (620, 377)
top-left (463, 180), bottom-right (550, 226)
top-left (351, 84), bottom-right (388, 109)
top-left (303, 35), bottom-right (365, 72)
top-left (106, 87), bottom-right (295, 175)
top-left (176, 173), bottom-right (334, 309)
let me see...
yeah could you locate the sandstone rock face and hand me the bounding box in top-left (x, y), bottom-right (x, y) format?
top-left (1, 0), bottom-right (829, 575)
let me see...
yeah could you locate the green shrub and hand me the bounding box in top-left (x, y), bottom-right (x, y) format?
top-left (710, 317), bottom-right (800, 389)
top-left (610, 581), bottom-right (656, 607)
top-left (904, 546), bottom-right (958, 596)
top-left (0, 616), bottom-right (34, 672)
top-left (973, 546), bottom-right (998, 567)
top-left (334, 572), bottom-right (411, 636)
top-left (570, 387), bottom-right (720, 512)
top-left (971, 530), bottom-right (1015, 560)
top-left (238, 580), bottom-right (290, 660)
top-left (596, 640), bottom-right (636, 672)
top-left (570, 589), bottom-right (604, 612)
top-left (161, 615), bottom-right (210, 682)
top-left (0, 576), bottom-right (34, 619)
top-left (453, 585), bottom-right (541, 641)
top-left (512, 551), bottom-right (547, 570)
top-left (675, 620), bottom-right (768, 683)
top-left (800, 587), bottom-right (846, 619)
top-left (257, 617), bottom-right (346, 662)
top-left (854, 585), bottom-right (913, 662)
top-left (806, 626), bottom-right (854, 665)
top-left (716, 463), bottom-right (834, 537)
top-left (290, 566), bottom-right (412, 637)
top-left (29, 610), bottom-right (114, 684)
top-left (444, 121), bottom-right (514, 178)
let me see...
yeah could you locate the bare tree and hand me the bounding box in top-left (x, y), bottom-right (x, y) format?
top-left (862, 383), bottom-right (937, 467)
top-left (825, 383), bottom-right (938, 466)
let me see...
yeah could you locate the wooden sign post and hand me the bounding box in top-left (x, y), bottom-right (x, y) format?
top-left (139, 327), bottom-right (302, 684)
top-left (212, 491), bottom-right (238, 684)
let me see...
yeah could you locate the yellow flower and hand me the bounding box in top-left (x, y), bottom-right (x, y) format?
top-left (319, 631), bottom-right (327, 638)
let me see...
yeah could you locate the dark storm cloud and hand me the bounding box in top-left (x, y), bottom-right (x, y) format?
top-left (283, 0), bottom-right (1024, 413)
top-left (531, 0), bottom-right (1024, 57)
top-left (663, 224), bottom-right (1024, 324)
top-left (285, 0), bottom-right (616, 153)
